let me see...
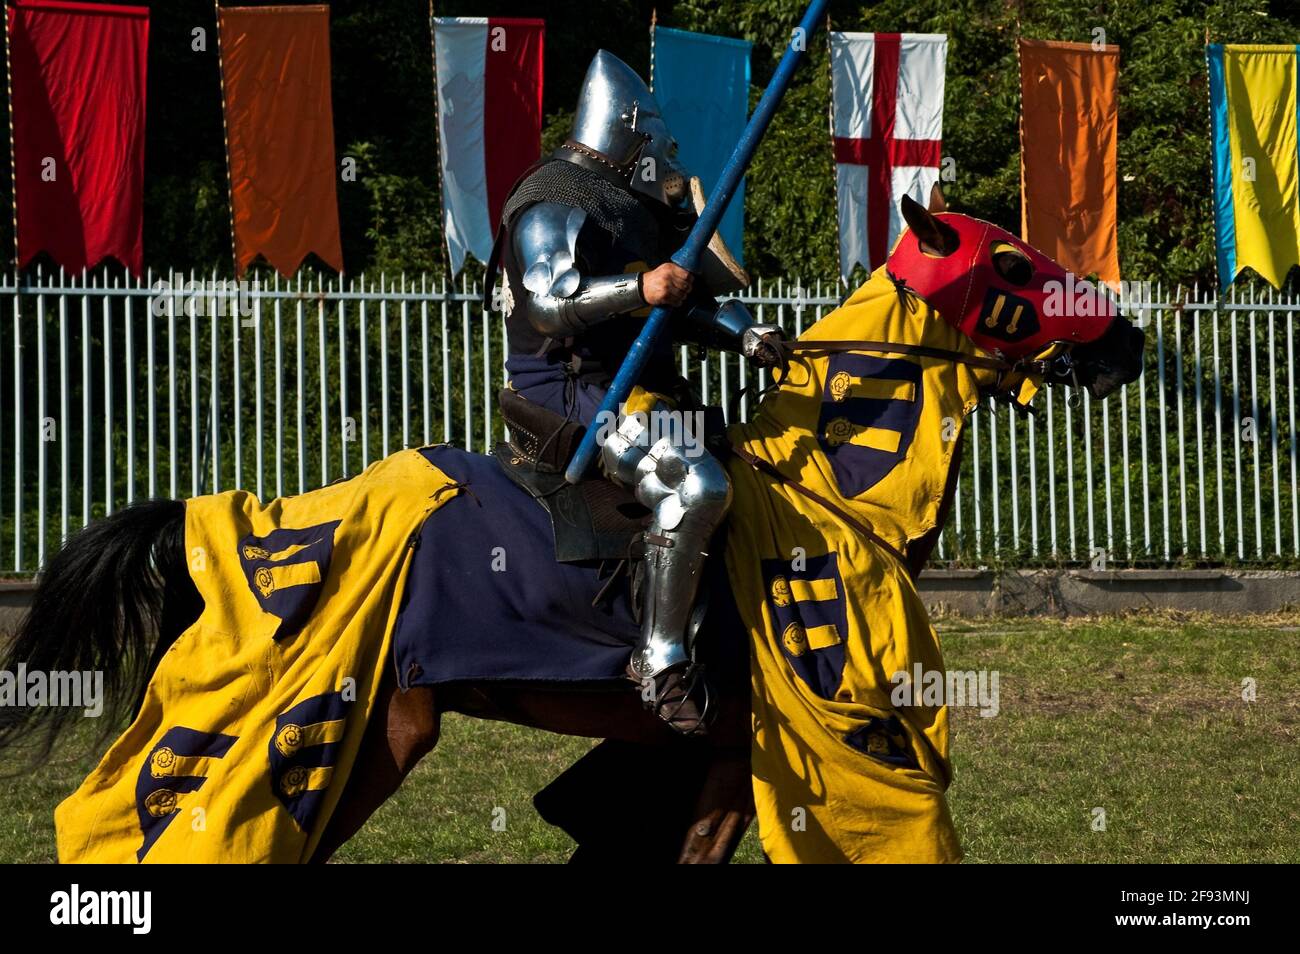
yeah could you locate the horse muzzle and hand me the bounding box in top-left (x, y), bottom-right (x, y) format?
top-left (1044, 317), bottom-right (1146, 400)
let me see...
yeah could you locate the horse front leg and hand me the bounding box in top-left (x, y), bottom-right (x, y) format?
top-left (310, 672), bottom-right (440, 862)
top-left (677, 691), bottom-right (755, 863)
top-left (677, 747), bottom-right (755, 863)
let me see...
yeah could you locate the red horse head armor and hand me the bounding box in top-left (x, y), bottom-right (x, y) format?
top-left (885, 195), bottom-right (1117, 360)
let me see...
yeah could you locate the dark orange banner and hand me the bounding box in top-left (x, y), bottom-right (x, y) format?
top-left (219, 5), bottom-right (342, 276)
top-left (1019, 39), bottom-right (1120, 285)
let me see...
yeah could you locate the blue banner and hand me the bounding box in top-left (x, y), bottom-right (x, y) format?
top-left (652, 26), bottom-right (752, 263)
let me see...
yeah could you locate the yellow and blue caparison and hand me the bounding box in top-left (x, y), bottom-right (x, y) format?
top-left (55, 449), bottom-right (461, 863)
top-left (725, 267), bottom-right (1037, 863)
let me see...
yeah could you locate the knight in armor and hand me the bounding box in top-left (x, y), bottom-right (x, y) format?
top-left (488, 51), bottom-right (783, 734)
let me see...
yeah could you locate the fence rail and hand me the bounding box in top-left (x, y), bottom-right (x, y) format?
top-left (0, 269), bottom-right (1296, 573)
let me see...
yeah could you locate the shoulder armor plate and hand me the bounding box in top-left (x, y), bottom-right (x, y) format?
top-left (514, 202), bottom-right (587, 299)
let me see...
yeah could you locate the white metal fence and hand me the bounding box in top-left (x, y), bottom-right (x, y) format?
top-left (0, 269), bottom-right (1296, 573)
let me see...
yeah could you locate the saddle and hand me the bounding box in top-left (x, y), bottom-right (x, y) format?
top-left (493, 388), bottom-right (652, 563)
top-left (493, 386), bottom-right (730, 567)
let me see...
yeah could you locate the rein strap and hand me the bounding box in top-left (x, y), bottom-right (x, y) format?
top-left (776, 339), bottom-right (1012, 373)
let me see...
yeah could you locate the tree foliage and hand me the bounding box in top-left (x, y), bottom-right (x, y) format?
top-left (2, 1), bottom-right (1296, 286)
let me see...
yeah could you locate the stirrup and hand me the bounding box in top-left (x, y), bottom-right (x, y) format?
top-left (631, 661), bottom-right (712, 737)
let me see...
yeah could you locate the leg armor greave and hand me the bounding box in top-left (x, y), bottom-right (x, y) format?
top-left (601, 409), bottom-right (732, 679)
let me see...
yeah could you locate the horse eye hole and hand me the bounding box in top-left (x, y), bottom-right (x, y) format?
top-left (991, 243), bottom-right (1033, 286)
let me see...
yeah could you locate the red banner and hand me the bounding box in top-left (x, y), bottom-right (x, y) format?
top-left (482, 18), bottom-right (544, 231)
top-left (219, 5), bottom-right (343, 276)
top-left (8, 1), bottom-right (149, 275)
top-left (432, 17), bottom-right (544, 274)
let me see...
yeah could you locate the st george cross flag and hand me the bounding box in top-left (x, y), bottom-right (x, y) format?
top-left (8, 1), bottom-right (149, 275)
top-left (651, 25), bottom-right (752, 262)
top-left (831, 33), bottom-right (947, 282)
top-left (433, 17), bottom-right (544, 276)
top-left (1207, 45), bottom-right (1300, 289)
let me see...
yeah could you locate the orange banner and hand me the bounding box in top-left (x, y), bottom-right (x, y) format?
top-left (219, 5), bottom-right (342, 276)
top-left (1019, 39), bottom-right (1120, 286)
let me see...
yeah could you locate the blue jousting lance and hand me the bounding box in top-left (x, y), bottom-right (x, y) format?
top-left (564, 0), bottom-right (831, 484)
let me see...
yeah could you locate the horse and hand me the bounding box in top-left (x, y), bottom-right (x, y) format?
top-left (0, 196), bottom-right (1145, 863)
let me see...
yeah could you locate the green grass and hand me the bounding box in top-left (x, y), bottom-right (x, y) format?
top-left (2, 612), bottom-right (1296, 863)
top-left (942, 613), bottom-right (1300, 863)
top-left (333, 717), bottom-right (599, 864)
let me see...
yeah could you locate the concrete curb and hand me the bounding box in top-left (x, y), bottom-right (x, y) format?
top-left (2, 571), bottom-right (1298, 634)
top-left (917, 569), bottom-right (1300, 617)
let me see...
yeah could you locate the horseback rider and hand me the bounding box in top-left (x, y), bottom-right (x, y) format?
top-left (488, 50), bottom-right (783, 734)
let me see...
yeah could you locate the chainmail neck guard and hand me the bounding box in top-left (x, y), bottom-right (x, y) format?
top-left (502, 154), bottom-right (661, 259)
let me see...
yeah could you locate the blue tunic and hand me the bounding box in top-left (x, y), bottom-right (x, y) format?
top-left (390, 445), bottom-right (746, 691)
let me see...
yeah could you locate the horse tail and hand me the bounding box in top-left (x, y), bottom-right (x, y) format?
top-left (0, 500), bottom-right (198, 765)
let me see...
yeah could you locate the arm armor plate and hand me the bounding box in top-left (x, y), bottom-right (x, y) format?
top-left (513, 201), bottom-right (646, 337)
